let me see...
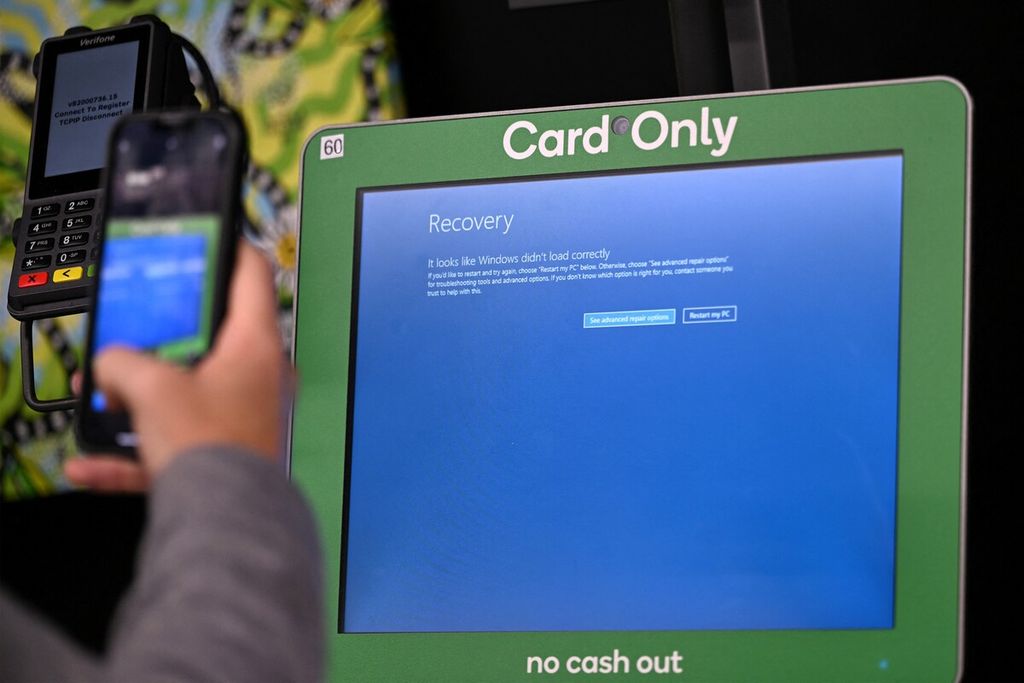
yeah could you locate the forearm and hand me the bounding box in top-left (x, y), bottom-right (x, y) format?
top-left (106, 447), bottom-right (323, 683)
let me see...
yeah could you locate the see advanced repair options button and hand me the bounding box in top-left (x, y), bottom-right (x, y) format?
top-left (53, 266), bottom-right (83, 283)
top-left (682, 305), bottom-right (738, 323)
top-left (584, 308), bottom-right (676, 328)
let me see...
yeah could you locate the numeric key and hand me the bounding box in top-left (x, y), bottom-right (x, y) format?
top-left (65, 198), bottom-right (95, 214)
top-left (63, 215), bottom-right (92, 230)
top-left (25, 238), bottom-right (55, 253)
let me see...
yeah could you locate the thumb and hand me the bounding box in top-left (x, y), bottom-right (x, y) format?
top-left (93, 346), bottom-right (185, 415)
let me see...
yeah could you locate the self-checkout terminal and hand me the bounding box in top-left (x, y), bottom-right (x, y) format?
top-left (293, 79), bottom-right (970, 682)
top-left (7, 15), bottom-right (220, 410)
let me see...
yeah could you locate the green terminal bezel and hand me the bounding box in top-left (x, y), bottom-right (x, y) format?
top-left (292, 78), bottom-right (970, 683)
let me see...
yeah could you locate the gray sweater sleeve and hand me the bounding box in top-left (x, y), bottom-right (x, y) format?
top-left (0, 447), bottom-right (324, 683)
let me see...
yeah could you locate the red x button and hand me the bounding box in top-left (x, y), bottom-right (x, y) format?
top-left (18, 272), bottom-right (48, 288)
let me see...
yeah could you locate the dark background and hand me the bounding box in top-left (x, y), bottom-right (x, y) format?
top-left (2, 1), bottom-right (1018, 680)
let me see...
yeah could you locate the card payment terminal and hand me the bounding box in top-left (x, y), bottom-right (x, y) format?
top-left (7, 15), bottom-right (214, 410)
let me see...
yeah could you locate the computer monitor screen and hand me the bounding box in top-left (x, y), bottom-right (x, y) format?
top-left (344, 154), bottom-right (902, 633)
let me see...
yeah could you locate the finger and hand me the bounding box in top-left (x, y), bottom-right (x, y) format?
top-left (93, 346), bottom-right (184, 415)
top-left (65, 456), bottom-right (149, 493)
top-left (70, 370), bottom-right (82, 396)
top-left (216, 241), bottom-right (280, 352)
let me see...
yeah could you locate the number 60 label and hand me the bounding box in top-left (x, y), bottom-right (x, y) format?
top-left (320, 133), bottom-right (345, 160)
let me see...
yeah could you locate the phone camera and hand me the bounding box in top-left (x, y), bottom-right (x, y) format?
top-left (612, 116), bottom-right (630, 135)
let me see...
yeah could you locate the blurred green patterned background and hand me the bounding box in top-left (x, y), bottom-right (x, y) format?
top-left (0, 0), bottom-right (404, 498)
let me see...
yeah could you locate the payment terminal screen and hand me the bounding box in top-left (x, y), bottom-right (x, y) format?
top-left (45, 41), bottom-right (139, 177)
top-left (343, 154), bottom-right (903, 633)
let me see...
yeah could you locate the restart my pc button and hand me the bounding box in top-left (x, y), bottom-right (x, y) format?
top-left (682, 305), bottom-right (738, 324)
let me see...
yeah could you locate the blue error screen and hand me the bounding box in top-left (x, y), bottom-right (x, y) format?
top-left (343, 154), bottom-right (903, 633)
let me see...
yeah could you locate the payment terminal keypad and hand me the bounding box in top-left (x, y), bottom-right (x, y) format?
top-left (8, 194), bottom-right (101, 318)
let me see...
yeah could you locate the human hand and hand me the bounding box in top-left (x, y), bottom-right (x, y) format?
top-left (65, 242), bottom-right (290, 492)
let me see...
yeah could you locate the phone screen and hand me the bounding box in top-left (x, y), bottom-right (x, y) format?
top-left (83, 115), bottom-right (239, 437)
top-left (89, 214), bottom-right (219, 412)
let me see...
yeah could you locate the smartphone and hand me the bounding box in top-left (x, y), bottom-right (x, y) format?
top-left (76, 110), bottom-right (247, 454)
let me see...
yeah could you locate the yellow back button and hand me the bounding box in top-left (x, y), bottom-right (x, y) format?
top-left (54, 266), bottom-right (83, 283)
